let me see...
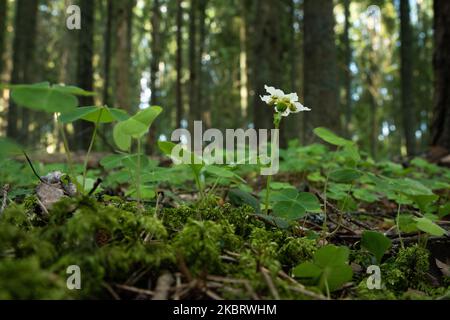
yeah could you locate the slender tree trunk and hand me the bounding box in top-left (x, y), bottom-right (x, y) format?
top-left (431, 0), bottom-right (450, 152)
top-left (400, 0), bottom-right (416, 156)
top-left (75, 0), bottom-right (95, 150)
top-left (196, 0), bottom-right (207, 126)
top-left (239, 4), bottom-right (248, 124)
top-left (188, 0), bottom-right (198, 127)
top-left (103, 0), bottom-right (113, 107)
top-left (6, 0), bottom-right (39, 143)
top-left (175, 0), bottom-right (183, 127)
top-left (115, 0), bottom-right (134, 112)
top-left (148, 0), bottom-right (162, 154)
top-left (343, 0), bottom-right (352, 137)
top-left (0, 0), bottom-right (7, 79)
top-left (303, 0), bottom-right (339, 141)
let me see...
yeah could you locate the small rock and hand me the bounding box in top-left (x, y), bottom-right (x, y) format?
top-left (36, 171), bottom-right (77, 211)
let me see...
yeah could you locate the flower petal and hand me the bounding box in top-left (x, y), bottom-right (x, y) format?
top-left (260, 95), bottom-right (272, 104)
top-left (285, 92), bottom-right (299, 103)
top-left (293, 102), bottom-right (311, 112)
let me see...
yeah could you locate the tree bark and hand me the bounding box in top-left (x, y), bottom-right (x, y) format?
top-left (0, 0), bottom-right (7, 79)
top-left (400, 0), bottom-right (416, 156)
top-left (188, 0), bottom-right (199, 127)
top-left (431, 0), bottom-right (450, 152)
top-left (75, 0), bottom-right (95, 150)
top-left (114, 0), bottom-right (134, 112)
top-left (303, 0), bottom-right (339, 141)
top-left (175, 0), bottom-right (183, 128)
top-left (6, 0), bottom-right (39, 143)
top-left (103, 0), bottom-right (113, 107)
top-left (196, 0), bottom-right (207, 126)
top-left (343, 0), bottom-right (352, 137)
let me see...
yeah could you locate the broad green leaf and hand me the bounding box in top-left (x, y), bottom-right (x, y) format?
top-left (0, 138), bottom-right (22, 159)
top-left (228, 188), bottom-right (261, 214)
top-left (60, 106), bottom-right (129, 124)
top-left (353, 188), bottom-right (380, 203)
top-left (113, 121), bottom-right (132, 151)
top-left (120, 106), bottom-right (162, 138)
top-left (313, 127), bottom-right (353, 147)
top-left (329, 168), bottom-right (362, 183)
top-left (343, 144), bottom-right (361, 162)
top-left (414, 217), bottom-right (447, 236)
top-left (158, 140), bottom-right (204, 176)
top-left (361, 231), bottom-right (392, 263)
top-left (292, 262), bottom-right (322, 281)
top-left (314, 245), bottom-right (349, 268)
top-left (321, 264), bottom-right (353, 292)
top-left (99, 154), bottom-right (128, 169)
top-left (204, 165), bottom-right (246, 183)
top-left (11, 85), bottom-right (78, 113)
top-left (272, 189), bottom-right (321, 220)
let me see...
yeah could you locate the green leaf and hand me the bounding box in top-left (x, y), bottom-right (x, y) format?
top-left (0, 138), bottom-right (22, 159)
top-left (60, 106), bottom-right (129, 124)
top-left (158, 140), bottom-right (204, 176)
top-left (322, 264), bottom-right (353, 292)
top-left (314, 245), bottom-right (349, 268)
top-left (228, 188), bottom-right (261, 214)
top-left (414, 217), bottom-right (447, 236)
top-left (204, 165), bottom-right (245, 183)
top-left (361, 231), bottom-right (392, 264)
top-left (271, 189), bottom-right (321, 220)
top-left (329, 168), bottom-right (362, 183)
top-left (113, 107), bottom-right (163, 151)
top-left (11, 84), bottom-right (78, 113)
top-left (292, 262), bottom-right (322, 281)
top-left (121, 106), bottom-right (162, 138)
top-left (313, 127), bottom-right (353, 147)
top-left (113, 121), bottom-right (132, 151)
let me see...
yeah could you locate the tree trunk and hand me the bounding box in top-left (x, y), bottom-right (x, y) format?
top-left (75, 0), bottom-right (95, 150)
top-left (115, 0), bottom-right (134, 112)
top-left (196, 0), bottom-right (207, 126)
top-left (188, 0), bottom-right (199, 128)
top-left (0, 0), bottom-right (7, 79)
top-left (175, 0), bottom-right (183, 127)
top-left (303, 0), bottom-right (339, 141)
top-left (103, 0), bottom-right (113, 107)
top-left (431, 0), bottom-right (450, 152)
top-left (343, 0), bottom-right (352, 137)
top-left (6, 0), bottom-right (39, 143)
top-left (148, 0), bottom-right (162, 154)
top-left (400, 0), bottom-right (416, 156)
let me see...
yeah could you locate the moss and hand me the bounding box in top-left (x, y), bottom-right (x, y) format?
top-left (355, 279), bottom-right (397, 300)
top-left (383, 245), bottom-right (430, 293)
top-left (278, 237), bottom-right (317, 267)
top-left (172, 219), bottom-right (233, 276)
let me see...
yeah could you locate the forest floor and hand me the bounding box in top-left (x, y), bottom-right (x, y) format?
top-left (0, 141), bottom-right (449, 300)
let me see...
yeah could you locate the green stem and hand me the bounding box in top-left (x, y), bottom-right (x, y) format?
top-left (136, 138), bottom-right (142, 205)
top-left (56, 114), bottom-right (74, 178)
top-left (264, 115), bottom-right (281, 215)
top-left (396, 204), bottom-right (404, 249)
top-left (82, 110), bottom-right (103, 192)
top-left (194, 171), bottom-right (204, 200)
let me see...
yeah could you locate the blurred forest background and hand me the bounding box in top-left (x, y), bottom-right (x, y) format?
top-left (0, 0), bottom-right (449, 161)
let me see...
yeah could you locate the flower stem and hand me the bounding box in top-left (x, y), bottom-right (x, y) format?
top-left (82, 110), bottom-right (103, 192)
top-left (264, 115), bottom-right (281, 215)
top-left (136, 138), bottom-right (142, 205)
top-left (56, 114), bottom-right (74, 178)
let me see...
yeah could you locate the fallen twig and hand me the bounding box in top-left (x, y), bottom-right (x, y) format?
top-left (0, 184), bottom-right (10, 216)
top-left (115, 283), bottom-right (154, 297)
top-left (152, 272), bottom-right (174, 300)
top-left (260, 267), bottom-right (280, 300)
top-left (278, 270), bottom-right (328, 300)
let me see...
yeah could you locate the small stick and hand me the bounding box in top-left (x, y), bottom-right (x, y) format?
top-left (278, 270), bottom-right (328, 300)
top-left (260, 267), bottom-right (280, 300)
top-left (88, 178), bottom-right (103, 196)
top-left (0, 184), bottom-right (10, 216)
top-left (102, 282), bottom-right (121, 300)
top-left (115, 284), bottom-right (154, 297)
top-left (152, 272), bottom-right (174, 300)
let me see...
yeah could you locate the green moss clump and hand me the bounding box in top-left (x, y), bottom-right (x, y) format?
top-left (278, 237), bottom-right (317, 267)
top-left (383, 245), bottom-right (430, 293)
top-left (173, 219), bottom-right (239, 276)
top-left (355, 279), bottom-right (397, 300)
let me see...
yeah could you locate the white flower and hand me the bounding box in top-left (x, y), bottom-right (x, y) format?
top-left (260, 85), bottom-right (310, 117)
